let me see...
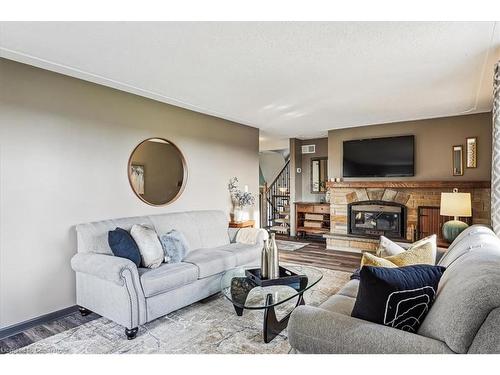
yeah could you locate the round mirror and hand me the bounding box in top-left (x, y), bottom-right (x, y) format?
top-left (128, 138), bottom-right (187, 206)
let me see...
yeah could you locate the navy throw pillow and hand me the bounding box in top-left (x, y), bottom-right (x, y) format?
top-left (350, 267), bottom-right (361, 280)
top-left (108, 227), bottom-right (141, 267)
top-left (351, 264), bottom-right (446, 333)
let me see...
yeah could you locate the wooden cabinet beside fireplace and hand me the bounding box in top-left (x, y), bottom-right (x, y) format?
top-left (295, 202), bottom-right (330, 237)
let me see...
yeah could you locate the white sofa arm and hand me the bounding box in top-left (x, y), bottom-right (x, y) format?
top-left (233, 228), bottom-right (269, 245)
top-left (71, 252), bottom-right (147, 329)
top-left (71, 252), bottom-right (140, 287)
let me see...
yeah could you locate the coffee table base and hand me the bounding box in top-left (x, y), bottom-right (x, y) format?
top-left (229, 274), bottom-right (309, 343)
top-left (263, 293), bottom-right (305, 343)
top-left (231, 292), bottom-right (306, 343)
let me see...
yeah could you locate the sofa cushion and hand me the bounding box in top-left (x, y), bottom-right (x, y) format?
top-left (320, 294), bottom-right (356, 316)
top-left (76, 216), bottom-right (154, 255)
top-left (213, 243), bottom-right (261, 266)
top-left (183, 249), bottom-right (237, 278)
top-left (337, 279), bottom-right (360, 298)
top-left (149, 210), bottom-right (229, 251)
top-left (138, 262), bottom-right (199, 297)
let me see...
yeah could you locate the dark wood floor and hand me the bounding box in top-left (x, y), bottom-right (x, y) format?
top-left (0, 236), bottom-right (360, 354)
top-left (277, 235), bottom-right (361, 273)
top-left (0, 311), bottom-right (99, 354)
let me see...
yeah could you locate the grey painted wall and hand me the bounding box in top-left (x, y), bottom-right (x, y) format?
top-left (0, 58), bottom-right (259, 328)
top-left (300, 137), bottom-right (328, 202)
top-left (259, 151), bottom-right (286, 185)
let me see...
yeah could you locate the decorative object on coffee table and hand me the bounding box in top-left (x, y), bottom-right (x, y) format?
top-left (266, 233), bottom-right (280, 279)
top-left (261, 239), bottom-right (269, 278)
top-left (440, 189), bottom-right (472, 243)
top-left (221, 265), bottom-right (322, 343)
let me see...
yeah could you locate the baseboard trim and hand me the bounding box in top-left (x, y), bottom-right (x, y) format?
top-left (0, 305), bottom-right (79, 340)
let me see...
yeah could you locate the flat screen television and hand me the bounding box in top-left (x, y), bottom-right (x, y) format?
top-left (343, 135), bottom-right (414, 177)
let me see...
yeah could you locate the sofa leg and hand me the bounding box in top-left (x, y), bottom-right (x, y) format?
top-left (125, 327), bottom-right (138, 340)
top-left (78, 306), bottom-right (91, 317)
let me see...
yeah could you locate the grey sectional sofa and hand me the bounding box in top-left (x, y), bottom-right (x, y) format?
top-left (71, 210), bottom-right (266, 339)
top-left (288, 225), bottom-right (500, 354)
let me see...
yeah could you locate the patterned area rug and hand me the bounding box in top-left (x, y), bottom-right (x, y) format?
top-left (13, 266), bottom-right (350, 354)
top-left (276, 240), bottom-right (310, 251)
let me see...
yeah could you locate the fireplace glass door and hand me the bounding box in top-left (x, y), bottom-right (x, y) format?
top-left (349, 202), bottom-right (405, 239)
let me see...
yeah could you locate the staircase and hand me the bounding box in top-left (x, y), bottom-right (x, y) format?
top-left (264, 160), bottom-right (290, 235)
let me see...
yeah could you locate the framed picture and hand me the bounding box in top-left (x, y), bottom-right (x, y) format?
top-left (130, 164), bottom-right (145, 195)
top-left (452, 145), bottom-right (464, 176)
top-left (466, 137), bottom-right (477, 168)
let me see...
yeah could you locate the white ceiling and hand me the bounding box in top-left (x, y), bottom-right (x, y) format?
top-left (1, 22), bottom-right (499, 140)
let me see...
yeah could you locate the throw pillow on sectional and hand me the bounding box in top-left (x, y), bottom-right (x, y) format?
top-left (351, 264), bottom-right (446, 332)
top-left (377, 235), bottom-right (406, 257)
top-left (362, 235), bottom-right (436, 268)
top-left (108, 227), bottom-right (141, 267)
top-left (159, 229), bottom-right (189, 263)
top-left (130, 224), bottom-right (164, 269)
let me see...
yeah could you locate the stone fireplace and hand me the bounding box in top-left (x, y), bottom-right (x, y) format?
top-left (348, 201), bottom-right (406, 239)
top-left (325, 180), bottom-right (491, 253)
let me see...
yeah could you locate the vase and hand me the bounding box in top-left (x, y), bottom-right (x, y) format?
top-left (233, 205), bottom-right (249, 222)
top-left (267, 233), bottom-right (280, 279)
top-left (261, 239), bottom-right (269, 279)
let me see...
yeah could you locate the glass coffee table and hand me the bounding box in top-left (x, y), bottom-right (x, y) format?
top-left (221, 265), bottom-right (323, 343)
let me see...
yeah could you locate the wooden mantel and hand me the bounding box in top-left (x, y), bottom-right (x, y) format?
top-left (326, 180), bottom-right (491, 189)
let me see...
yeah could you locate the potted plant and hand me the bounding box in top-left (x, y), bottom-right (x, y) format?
top-left (228, 177), bottom-right (255, 222)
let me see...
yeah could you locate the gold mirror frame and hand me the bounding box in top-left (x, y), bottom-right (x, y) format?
top-left (127, 137), bottom-right (188, 206)
top-left (452, 145), bottom-right (464, 176)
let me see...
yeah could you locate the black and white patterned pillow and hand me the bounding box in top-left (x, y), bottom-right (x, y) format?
top-left (351, 264), bottom-right (446, 333)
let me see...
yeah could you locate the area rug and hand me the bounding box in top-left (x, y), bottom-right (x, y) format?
top-left (13, 265), bottom-right (350, 354)
top-left (276, 240), bottom-right (310, 251)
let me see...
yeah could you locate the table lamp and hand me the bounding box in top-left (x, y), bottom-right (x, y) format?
top-left (440, 189), bottom-right (472, 243)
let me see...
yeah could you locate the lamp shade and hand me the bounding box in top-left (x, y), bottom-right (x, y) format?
top-left (440, 192), bottom-right (472, 217)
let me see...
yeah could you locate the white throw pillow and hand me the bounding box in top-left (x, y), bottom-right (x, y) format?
top-left (130, 224), bottom-right (164, 269)
top-left (377, 236), bottom-right (405, 257)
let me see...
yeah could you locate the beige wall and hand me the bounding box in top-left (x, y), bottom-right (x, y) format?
top-left (300, 137), bottom-right (328, 202)
top-left (0, 58), bottom-right (259, 329)
top-left (328, 113), bottom-right (492, 181)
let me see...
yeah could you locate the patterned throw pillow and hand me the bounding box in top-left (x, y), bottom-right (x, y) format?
top-left (160, 230), bottom-right (189, 263)
top-left (130, 224), bottom-right (164, 269)
top-left (406, 234), bottom-right (437, 264)
top-left (363, 234), bottom-right (437, 267)
top-left (351, 265), bottom-right (446, 332)
top-left (361, 252), bottom-right (398, 268)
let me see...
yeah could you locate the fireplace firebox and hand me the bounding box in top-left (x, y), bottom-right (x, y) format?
top-left (347, 200), bottom-right (406, 239)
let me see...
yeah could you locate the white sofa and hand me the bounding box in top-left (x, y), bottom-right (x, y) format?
top-left (71, 210), bottom-right (266, 339)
